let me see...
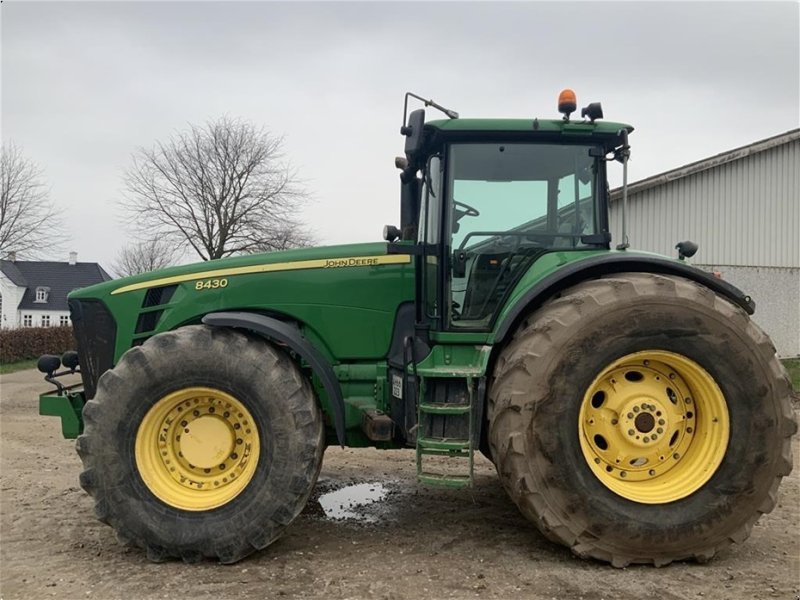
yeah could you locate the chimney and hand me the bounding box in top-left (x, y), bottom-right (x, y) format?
top-left (69, 251), bottom-right (77, 266)
top-left (7, 251), bottom-right (16, 262)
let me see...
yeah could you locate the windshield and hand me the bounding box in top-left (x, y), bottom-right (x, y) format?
top-left (447, 142), bottom-right (604, 328)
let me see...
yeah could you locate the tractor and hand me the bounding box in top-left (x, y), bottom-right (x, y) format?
top-left (38, 90), bottom-right (795, 567)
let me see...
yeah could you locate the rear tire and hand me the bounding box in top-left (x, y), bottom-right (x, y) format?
top-left (488, 273), bottom-right (795, 567)
top-left (77, 325), bottom-right (324, 563)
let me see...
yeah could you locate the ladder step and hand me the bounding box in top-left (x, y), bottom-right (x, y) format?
top-left (418, 447), bottom-right (471, 457)
top-left (418, 473), bottom-right (472, 488)
top-left (419, 402), bottom-right (470, 415)
top-left (417, 437), bottom-right (470, 451)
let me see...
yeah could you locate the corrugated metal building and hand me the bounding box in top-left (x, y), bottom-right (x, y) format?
top-left (609, 129), bottom-right (799, 357)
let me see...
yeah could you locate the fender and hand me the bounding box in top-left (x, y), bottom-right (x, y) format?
top-left (493, 254), bottom-right (756, 344)
top-left (202, 311), bottom-right (346, 446)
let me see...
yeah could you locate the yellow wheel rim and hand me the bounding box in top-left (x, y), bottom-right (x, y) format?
top-left (135, 387), bottom-right (260, 511)
top-left (578, 351), bottom-right (729, 504)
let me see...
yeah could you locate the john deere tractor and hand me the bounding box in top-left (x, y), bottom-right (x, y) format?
top-left (39, 91), bottom-right (795, 567)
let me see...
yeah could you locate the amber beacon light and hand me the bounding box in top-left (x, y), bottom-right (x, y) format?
top-left (558, 88), bottom-right (577, 120)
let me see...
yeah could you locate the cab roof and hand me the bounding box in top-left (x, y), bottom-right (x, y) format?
top-left (425, 118), bottom-right (633, 148)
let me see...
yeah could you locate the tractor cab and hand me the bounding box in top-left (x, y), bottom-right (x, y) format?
top-left (386, 91), bottom-right (632, 332)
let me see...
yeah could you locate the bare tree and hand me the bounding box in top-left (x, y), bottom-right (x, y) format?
top-left (113, 239), bottom-right (180, 277)
top-left (0, 143), bottom-right (59, 259)
top-left (123, 117), bottom-right (312, 261)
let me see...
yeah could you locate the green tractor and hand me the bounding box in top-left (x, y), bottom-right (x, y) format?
top-left (39, 91), bottom-right (795, 567)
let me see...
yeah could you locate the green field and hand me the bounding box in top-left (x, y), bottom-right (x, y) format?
top-left (782, 358), bottom-right (800, 393)
top-left (0, 359), bottom-right (38, 375)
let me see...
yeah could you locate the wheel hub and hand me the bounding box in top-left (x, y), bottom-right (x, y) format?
top-left (634, 411), bottom-right (655, 433)
top-left (135, 387), bottom-right (260, 511)
top-left (578, 351), bottom-right (729, 504)
top-left (180, 415), bottom-right (235, 469)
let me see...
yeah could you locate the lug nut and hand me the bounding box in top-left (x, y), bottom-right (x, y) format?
top-left (628, 429), bottom-right (635, 436)
top-left (657, 427), bottom-right (663, 434)
top-left (643, 436), bottom-right (650, 443)
top-left (627, 412), bottom-right (634, 419)
top-left (633, 406), bottom-right (640, 413)
top-left (658, 419), bottom-right (665, 425)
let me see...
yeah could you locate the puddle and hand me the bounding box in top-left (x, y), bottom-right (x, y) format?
top-left (317, 482), bottom-right (390, 523)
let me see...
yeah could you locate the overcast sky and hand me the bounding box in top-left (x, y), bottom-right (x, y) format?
top-left (2, 1), bottom-right (798, 270)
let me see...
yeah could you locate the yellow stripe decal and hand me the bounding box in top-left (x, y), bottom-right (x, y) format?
top-left (111, 254), bottom-right (413, 295)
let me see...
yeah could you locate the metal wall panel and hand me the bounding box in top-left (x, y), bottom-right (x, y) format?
top-left (610, 139), bottom-right (799, 267)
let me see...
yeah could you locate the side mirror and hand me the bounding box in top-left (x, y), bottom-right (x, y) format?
top-left (401, 109), bottom-right (425, 161)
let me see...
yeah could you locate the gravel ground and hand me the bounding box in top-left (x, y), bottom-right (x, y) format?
top-left (1, 369), bottom-right (798, 600)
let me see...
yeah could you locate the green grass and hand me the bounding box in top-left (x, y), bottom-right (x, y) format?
top-left (0, 359), bottom-right (38, 375)
top-left (782, 358), bottom-right (800, 393)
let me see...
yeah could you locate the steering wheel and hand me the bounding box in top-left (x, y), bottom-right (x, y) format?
top-left (454, 200), bottom-right (480, 218)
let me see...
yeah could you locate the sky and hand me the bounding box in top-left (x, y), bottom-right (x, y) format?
top-left (2, 0), bottom-right (798, 270)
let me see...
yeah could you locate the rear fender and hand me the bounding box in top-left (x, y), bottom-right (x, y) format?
top-left (493, 254), bottom-right (755, 345)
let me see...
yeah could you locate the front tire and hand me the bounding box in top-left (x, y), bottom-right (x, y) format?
top-left (488, 273), bottom-right (795, 567)
top-left (77, 325), bottom-right (324, 563)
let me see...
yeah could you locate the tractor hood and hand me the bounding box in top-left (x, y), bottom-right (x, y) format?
top-left (68, 241), bottom-right (415, 365)
top-left (70, 242), bottom-right (403, 300)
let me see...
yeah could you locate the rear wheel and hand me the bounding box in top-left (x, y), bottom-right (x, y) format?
top-left (488, 273), bottom-right (795, 566)
top-left (77, 325), bottom-right (324, 563)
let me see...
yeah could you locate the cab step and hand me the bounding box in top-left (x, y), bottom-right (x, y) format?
top-left (417, 473), bottom-right (472, 488)
top-left (419, 402), bottom-right (471, 415)
top-left (417, 437), bottom-right (470, 451)
top-left (415, 376), bottom-right (481, 488)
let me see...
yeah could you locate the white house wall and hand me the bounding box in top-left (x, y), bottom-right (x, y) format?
top-left (18, 309), bottom-right (71, 328)
top-left (0, 274), bottom-right (26, 329)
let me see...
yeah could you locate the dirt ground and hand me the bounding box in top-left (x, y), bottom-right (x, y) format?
top-left (1, 369), bottom-right (798, 600)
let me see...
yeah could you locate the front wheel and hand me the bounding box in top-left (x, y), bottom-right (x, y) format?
top-left (77, 325), bottom-right (324, 563)
top-left (488, 273), bottom-right (795, 567)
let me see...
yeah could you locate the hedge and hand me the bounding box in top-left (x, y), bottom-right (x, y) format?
top-left (0, 326), bottom-right (77, 364)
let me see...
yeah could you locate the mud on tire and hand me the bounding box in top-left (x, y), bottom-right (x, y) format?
top-left (488, 273), bottom-right (796, 567)
top-left (76, 325), bottom-right (324, 563)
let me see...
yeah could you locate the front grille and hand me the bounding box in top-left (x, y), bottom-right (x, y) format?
top-left (69, 299), bottom-right (117, 400)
